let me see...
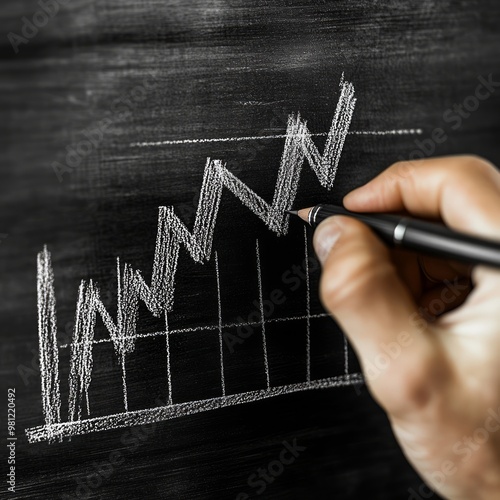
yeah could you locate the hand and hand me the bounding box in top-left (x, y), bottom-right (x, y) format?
top-left (313, 156), bottom-right (500, 500)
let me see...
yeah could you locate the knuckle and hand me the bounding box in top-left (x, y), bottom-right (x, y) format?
top-left (388, 160), bottom-right (405, 172)
top-left (393, 366), bottom-right (433, 409)
top-left (390, 160), bottom-right (419, 180)
top-left (376, 353), bottom-right (448, 415)
top-left (458, 155), bottom-right (497, 178)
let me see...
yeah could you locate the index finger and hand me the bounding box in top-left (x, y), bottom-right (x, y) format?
top-left (343, 156), bottom-right (500, 238)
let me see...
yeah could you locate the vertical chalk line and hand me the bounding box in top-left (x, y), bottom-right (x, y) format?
top-left (304, 227), bottom-right (311, 383)
top-left (85, 392), bottom-right (90, 418)
top-left (215, 252), bottom-right (226, 396)
top-left (37, 247), bottom-right (62, 442)
top-left (165, 311), bottom-right (173, 405)
top-left (117, 259), bottom-right (128, 412)
top-left (256, 240), bottom-right (270, 389)
top-left (121, 355), bottom-right (128, 412)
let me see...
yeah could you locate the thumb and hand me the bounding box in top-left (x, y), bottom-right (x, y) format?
top-left (313, 216), bottom-right (438, 413)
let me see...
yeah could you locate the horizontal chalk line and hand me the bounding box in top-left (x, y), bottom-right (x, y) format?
top-left (130, 129), bottom-right (423, 147)
top-left (58, 313), bottom-right (331, 349)
top-left (26, 374), bottom-right (364, 443)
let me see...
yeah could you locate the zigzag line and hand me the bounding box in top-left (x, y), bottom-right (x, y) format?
top-left (37, 75), bottom-right (356, 424)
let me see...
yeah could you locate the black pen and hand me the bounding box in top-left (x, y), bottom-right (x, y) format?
top-left (287, 204), bottom-right (500, 268)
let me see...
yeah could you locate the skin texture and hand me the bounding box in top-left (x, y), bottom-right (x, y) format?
top-left (312, 156), bottom-right (500, 500)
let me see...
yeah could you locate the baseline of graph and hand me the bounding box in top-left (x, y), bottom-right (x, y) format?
top-left (26, 374), bottom-right (364, 443)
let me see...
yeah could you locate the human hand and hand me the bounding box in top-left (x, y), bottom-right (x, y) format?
top-left (313, 156), bottom-right (500, 499)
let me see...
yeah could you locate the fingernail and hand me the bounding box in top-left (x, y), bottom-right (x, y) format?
top-left (313, 219), bottom-right (342, 266)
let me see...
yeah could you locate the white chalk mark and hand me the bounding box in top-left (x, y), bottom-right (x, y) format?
top-left (26, 374), bottom-right (363, 443)
top-left (256, 240), bottom-right (270, 389)
top-left (215, 252), bottom-right (225, 396)
top-left (58, 313), bottom-right (332, 349)
top-left (85, 392), bottom-right (90, 420)
top-left (37, 247), bottom-right (62, 443)
top-left (31, 75), bottom-right (364, 443)
top-left (49, 75), bottom-right (356, 421)
top-left (240, 100), bottom-right (288, 106)
top-left (67, 257), bottom-right (144, 422)
top-left (165, 311), bottom-right (173, 405)
top-left (121, 355), bottom-right (128, 412)
top-left (117, 258), bottom-right (128, 412)
top-left (304, 227), bottom-right (311, 383)
top-left (302, 74), bottom-right (355, 189)
top-left (344, 335), bottom-right (349, 375)
top-left (68, 280), bottom-right (98, 422)
top-left (348, 129), bottom-right (423, 135)
top-left (130, 129), bottom-right (422, 147)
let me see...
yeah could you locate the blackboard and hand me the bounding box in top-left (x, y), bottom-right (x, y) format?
top-left (2, 1), bottom-right (500, 498)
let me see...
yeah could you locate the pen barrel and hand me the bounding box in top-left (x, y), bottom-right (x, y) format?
top-left (314, 205), bottom-right (400, 244)
top-left (312, 205), bottom-right (500, 268)
top-left (402, 221), bottom-right (500, 267)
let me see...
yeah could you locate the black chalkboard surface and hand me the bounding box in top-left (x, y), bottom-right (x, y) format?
top-left (2, 1), bottom-right (500, 499)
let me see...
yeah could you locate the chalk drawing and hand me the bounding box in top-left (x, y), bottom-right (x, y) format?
top-left (255, 239), bottom-right (271, 389)
top-left (26, 374), bottom-right (363, 443)
top-left (215, 251), bottom-right (226, 397)
top-left (131, 129), bottom-right (422, 148)
top-left (27, 74), bottom-right (415, 443)
top-left (36, 247), bottom-right (61, 443)
top-left (58, 313), bottom-right (332, 349)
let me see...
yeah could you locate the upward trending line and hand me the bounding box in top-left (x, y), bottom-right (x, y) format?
top-left (38, 75), bottom-right (356, 427)
top-left (86, 74), bottom-right (355, 329)
top-left (79, 73), bottom-right (355, 357)
top-left (145, 74), bottom-right (356, 312)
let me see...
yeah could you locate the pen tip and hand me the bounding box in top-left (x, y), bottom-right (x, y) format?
top-left (285, 210), bottom-right (299, 216)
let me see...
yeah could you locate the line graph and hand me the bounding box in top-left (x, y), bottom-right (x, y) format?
top-left (26, 74), bottom-right (419, 444)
